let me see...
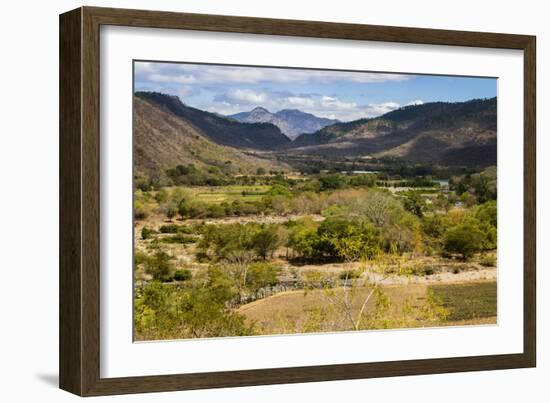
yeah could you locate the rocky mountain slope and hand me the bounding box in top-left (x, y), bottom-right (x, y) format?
top-left (286, 98), bottom-right (497, 167)
top-left (134, 96), bottom-right (287, 177)
top-left (136, 92), bottom-right (291, 150)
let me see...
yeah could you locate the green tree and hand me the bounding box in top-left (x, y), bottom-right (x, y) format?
top-left (246, 262), bottom-right (280, 293)
top-left (252, 225), bottom-right (282, 259)
top-left (444, 222), bottom-right (485, 260)
top-left (403, 192), bottom-right (427, 217)
top-left (144, 250), bottom-right (174, 281)
top-left (319, 174), bottom-right (345, 190)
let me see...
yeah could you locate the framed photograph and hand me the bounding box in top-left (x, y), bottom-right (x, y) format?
top-left (59, 6), bottom-right (536, 396)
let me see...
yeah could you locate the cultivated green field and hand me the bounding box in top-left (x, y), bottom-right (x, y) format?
top-left (193, 185), bottom-right (270, 204)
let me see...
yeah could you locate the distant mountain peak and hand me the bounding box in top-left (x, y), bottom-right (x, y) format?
top-left (230, 107), bottom-right (339, 140)
top-left (251, 106), bottom-right (270, 113)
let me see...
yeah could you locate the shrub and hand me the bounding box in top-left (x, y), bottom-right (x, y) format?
top-left (339, 270), bottom-right (361, 280)
top-left (173, 268), bottom-right (192, 282)
top-left (144, 250), bottom-right (174, 282)
top-left (403, 192), bottom-right (427, 217)
top-left (422, 267), bottom-right (435, 276)
top-left (480, 254), bottom-right (497, 267)
top-left (444, 221), bottom-right (485, 260)
top-left (160, 234), bottom-right (197, 244)
top-left (206, 204), bottom-right (226, 218)
top-left (246, 262), bottom-right (280, 293)
top-left (141, 227), bottom-right (157, 240)
top-left (159, 224), bottom-right (192, 234)
top-left (134, 200), bottom-right (148, 220)
top-left (165, 206), bottom-right (176, 221)
top-left (319, 174), bottom-right (346, 190)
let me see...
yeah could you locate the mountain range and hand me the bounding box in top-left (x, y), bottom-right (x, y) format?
top-left (134, 91), bottom-right (497, 176)
top-left (230, 107), bottom-right (339, 140)
top-left (285, 97), bottom-right (497, 167)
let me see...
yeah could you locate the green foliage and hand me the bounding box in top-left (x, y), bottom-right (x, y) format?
top-left (450, 167), bottom-right (497, 204)
top-left (134, 200), bottom-right (149, 220)
top-left (339, 269), bottom-right (361, 280)
top-left (429, 282), bottom-right (497, 321)
top-left (197, 222), bottom-right (284, 261)
top-left (403, 192), bottom-right (427, 217)
top-left (288, 221), bottom-right (319, 260)
top-left (159, 224), bottom-right (193, 234)
top-left (444, 221), bottom-right (485, 260)
top-left (347, 174), bottom-right (376, 187)
top-left (141, 227), bottom-right (157, 240)
top-left (197, 223), bottom-right (259, 261)
top-left (144, 250), bottom-right (175, 282)
top-left (479, 254), bottom-right (496, 267)
top-left (246, 262), bottom-right (280, 293)
top-left (289, 218), bottom-right (380, 261)
top-left (134, 275), bottom-right (255, 340)
top-left (318, 174), bottom-right (346, 190)
top-left (165, 206), bottom-right (176, 221)
top-left (159, 233), bottom-right (198, 244)
top-left (252, 226), bottom-right (283, 260)
top-left (173, 268), bottom-right (192, 282)
top-left (267, 183), bottom-right (292, 197)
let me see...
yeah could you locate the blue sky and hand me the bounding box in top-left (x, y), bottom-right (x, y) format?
top-left (134, 61), bottom-right (497, 122)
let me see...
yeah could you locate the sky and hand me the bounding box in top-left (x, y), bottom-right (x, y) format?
top-left (134, 61), bottom-right (497, 122)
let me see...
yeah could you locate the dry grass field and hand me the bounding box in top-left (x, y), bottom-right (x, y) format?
top-left (238, 281), bottom-right (497, 335)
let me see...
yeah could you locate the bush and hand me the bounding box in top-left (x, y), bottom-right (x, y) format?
top-left (339, 270), bottom-right (361, 280)
top-left (141, 227), bottom-right (157, 240)
top-left (173, 268), bottom-right (192, 282)
top-left (444, 221), bottom-right (485, 260)
top-left (160, 234), bottom-right (197, 244)
top-left (403, 192), bottom-right (427, 217)
top-left (246, 262), bottom-right (280, 293)
top-left (480, 254), bottom-right (497, 267)
top-left (159, 224), bottom-right (192, 234)
top-left (134, 200), bottom-right (148, 220)
top-left (165, 206), bottom-right (176, 221)
top-left (319, 174), bottom-right (346, 190)
top-left (422, 267), bottom-right (435, 276)
top-left (144, 250), bottom-right (174, 282)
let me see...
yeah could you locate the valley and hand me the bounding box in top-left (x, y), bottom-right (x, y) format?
top-left (132, 90), bottom-right (498, 341)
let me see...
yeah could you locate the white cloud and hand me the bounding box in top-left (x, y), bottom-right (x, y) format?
top-left (222, 89), bottom-right (268, 104)
top-left (209, 89), bottom-right (408, 121)
top-left (406, 99), bottom-right (424, 106)
top-left (149, 73), bottom-right (198, 84)
top-left (135, 62), bottom-right (414, 85)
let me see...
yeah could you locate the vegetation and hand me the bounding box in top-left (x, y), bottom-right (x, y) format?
top-left (134, 166), bottom-right (498, 340)
top-left (429, 282), bottom-right (497, 321)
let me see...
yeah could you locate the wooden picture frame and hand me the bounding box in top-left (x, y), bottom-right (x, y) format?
top-left (59, 6), bottom-right (536, 396)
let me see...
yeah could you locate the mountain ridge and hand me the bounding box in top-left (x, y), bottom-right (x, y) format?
top-left (135, 92), bottom-right (291, 150)
top-left (285, 97), bottom-right (497, 167)
top-left (133, 95), bottom-right (288, 179)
